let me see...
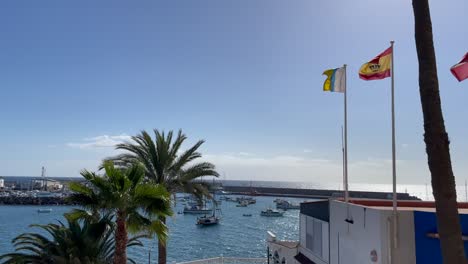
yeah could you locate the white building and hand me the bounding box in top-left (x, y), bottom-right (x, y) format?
top-left (0, 177), bottom-right (4, 189)
top-left (268, 199), bottom-right (468, 264)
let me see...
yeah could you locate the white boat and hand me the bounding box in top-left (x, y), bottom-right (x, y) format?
top-left (260, 208), bottom-right (284, 217)
top-left (236, 201), bottom-right (248, 207)
top-left (276, 200), bottom-right (300, 210)
top-left (183, 205), bottom-right (212, 214)
top-left (236, 197), bottom-right (256, 204)
top-left (197, 200), bottom-right (220, 226)
top-left (196, 215), bottom-right (219, 226)
top-left (37, 208), bottom-right (52, 213)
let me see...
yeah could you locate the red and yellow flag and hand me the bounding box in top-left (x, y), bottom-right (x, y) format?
top-left (359, 47), bottom-right (392, 80)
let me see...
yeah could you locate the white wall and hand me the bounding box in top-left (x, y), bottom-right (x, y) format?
top-left (329, 201), bottom-right (383, 264)
top-left (0, 178), bottom-right (4, 188)
top-left (378, 210), bottom-right (416, 264)
top-left (269, 242), bottom-right (298, 264)
top-left (299, 214), bottom-right (329, 264)
top-left (329, 201), bottom-right (416, 264)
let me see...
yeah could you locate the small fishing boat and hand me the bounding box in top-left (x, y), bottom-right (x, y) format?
top-left (260, 208), bottom-right (284, 217)
top-left (242, 213), bottom-right (252, 217)
top-left (37, 208), bottom-right (52, 213)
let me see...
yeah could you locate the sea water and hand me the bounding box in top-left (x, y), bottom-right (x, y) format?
top-left (0, 195), bottom-right (304, 263)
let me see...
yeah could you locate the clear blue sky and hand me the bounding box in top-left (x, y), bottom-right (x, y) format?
top-left (0, 0), bottom-right (467, 186)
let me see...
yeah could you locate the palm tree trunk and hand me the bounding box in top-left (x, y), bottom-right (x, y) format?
top-left (158, 216), bottom-right (167, 264)
top-left (412, 1), bottom-right (466, 263)
top-left (114, 211), bottom-right (128, 264)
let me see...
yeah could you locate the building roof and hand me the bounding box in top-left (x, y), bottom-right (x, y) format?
top-left (337, 199), bottom-right (468, 213)
top-left (270, 240), bottom-right (299, 249)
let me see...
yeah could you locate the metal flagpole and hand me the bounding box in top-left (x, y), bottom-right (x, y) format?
top-left (390, 41), bottom-right (398, 254)
top-left (343, 64), bottom-right (349, 213)
top-left (341, 126), bottom-right (345, 193)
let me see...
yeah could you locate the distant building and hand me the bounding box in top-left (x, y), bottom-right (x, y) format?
top-left (268, 199), bottom-right (468, 264)
top-left (32, 178), bottom-right (63, 191)
top-left (0, 177), bottom-right (4, 189)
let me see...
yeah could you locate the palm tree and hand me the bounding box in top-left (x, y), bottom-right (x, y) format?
top-left (108, 129), bottom-right (219, 264)
top-left (0, 214), bottom-right (143, 264)
top-left (412, 1), bottom-right (466, 263)
top-left (68, 161), bottom-right (172, 264)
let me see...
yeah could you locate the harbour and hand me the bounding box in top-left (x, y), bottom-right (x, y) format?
top-left (0, 177), bottom-right (423, 206)
top-left (0, 195), bottom-right (304, 263)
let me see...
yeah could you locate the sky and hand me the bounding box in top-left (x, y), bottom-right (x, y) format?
top-left (0, 0), bottom-right (467, 186)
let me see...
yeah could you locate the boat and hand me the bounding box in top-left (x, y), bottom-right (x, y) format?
top-left (197, 199), bottom-right (220, 226)
top-left (183, 205), bottom-right (212, 214)
top-left (260, 208), bottom-right (284, 217)
top-left (196, 214), bottom-right (219, 226)
top-left (276, 200), bottom-right (300, 210)
top-left (236, 201), bottom-right (248, 207)
top-left (242, 213), bottom-right (252, 217)
top-left (37, 208), bottom-right (52, 213)
top-left (236, 197), bottom-right (256, 205)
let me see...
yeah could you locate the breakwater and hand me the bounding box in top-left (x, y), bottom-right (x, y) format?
top-left (0, 196), bottom-right (72, 205)
top-left (222, 186), bottom-right (421, 200)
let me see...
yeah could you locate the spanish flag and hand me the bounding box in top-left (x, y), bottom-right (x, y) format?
top-left (323, 67), bottom-right (346, 93)
top-left (359, 47), bottom-right (392, 80)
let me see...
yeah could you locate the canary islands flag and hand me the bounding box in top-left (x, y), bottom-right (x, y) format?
top-left (323, 67), bottom-right (346, 93)
top-left (359, 47), bottom-right (392, 80)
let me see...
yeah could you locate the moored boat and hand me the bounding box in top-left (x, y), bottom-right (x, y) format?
top-left (236, 201), bottom-right (248, 207)
top-left (196, 215), bottom-right (219, 226)
top-left (197, 198), bottom-right (221, 226)
top-left (276, 200), bottom-right (300, 210)
top-left (183, 205), bottom-right (212, 214)
top-left (260, 208), bottom-right (284, 217)
top-left (37, 208), bottom-right (52, 213)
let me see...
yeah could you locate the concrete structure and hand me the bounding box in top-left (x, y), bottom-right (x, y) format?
top-left (268, 199), bottom-right (468, 264)
top-left (267, 231), bottom-right (299, 264)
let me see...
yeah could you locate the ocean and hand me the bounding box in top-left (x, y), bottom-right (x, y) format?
top-left (1, 179), bottom-right (468, 262)
top-left (0, 195), bottom-right (303, 263)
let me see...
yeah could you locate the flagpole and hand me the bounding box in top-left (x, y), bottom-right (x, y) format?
top-left (390, 40), bottom-right (398, 254)
top-left (341, 125), bottom-right (345, 193)
top-left (343, 64), bottom-right (349, 211)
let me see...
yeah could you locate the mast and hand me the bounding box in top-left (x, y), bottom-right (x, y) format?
top-left (41, 166), bottom-right (46, 191)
